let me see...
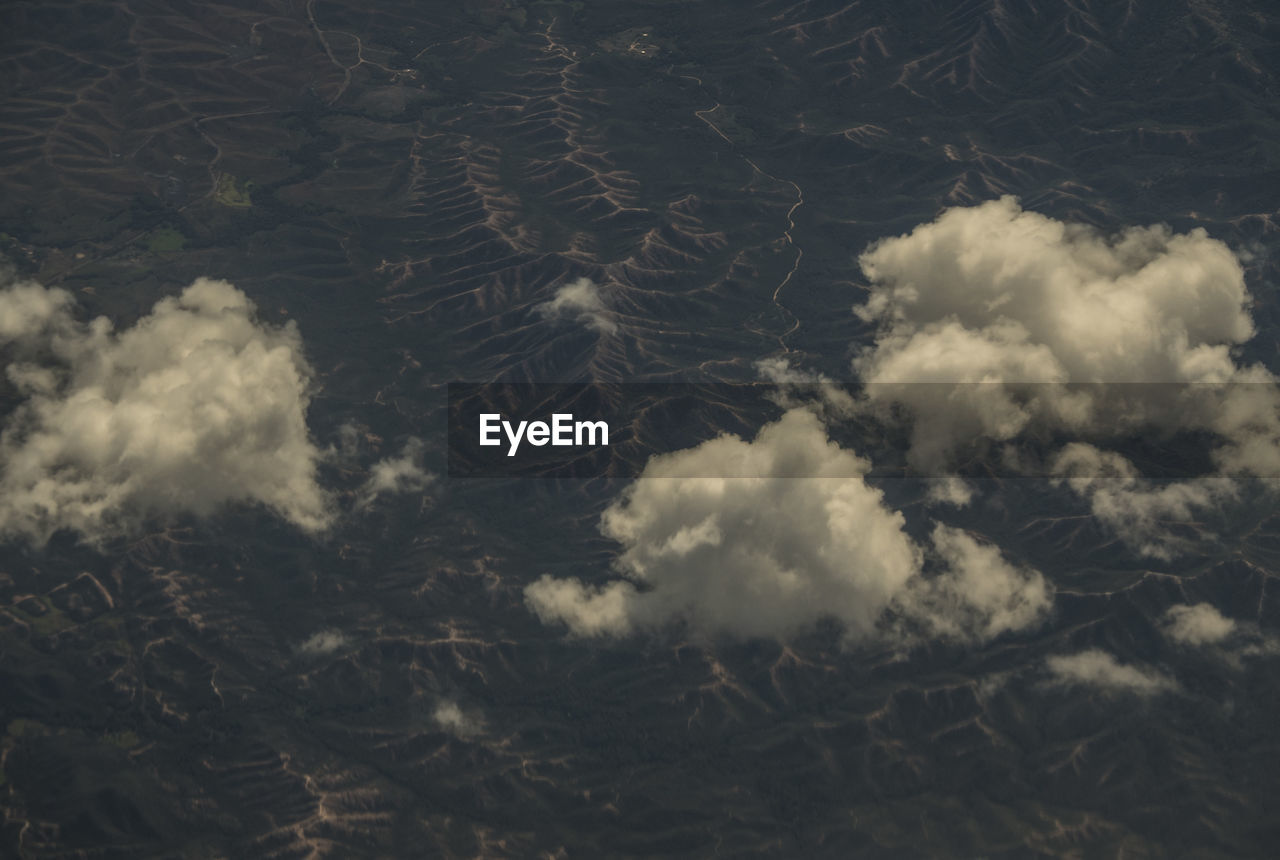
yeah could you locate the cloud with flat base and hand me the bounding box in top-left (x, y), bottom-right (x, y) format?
top-left (525, 408), bottom-right (1051, 645)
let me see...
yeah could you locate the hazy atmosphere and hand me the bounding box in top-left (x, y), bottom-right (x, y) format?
top-left (2, 0), bottom-right (1280, 857)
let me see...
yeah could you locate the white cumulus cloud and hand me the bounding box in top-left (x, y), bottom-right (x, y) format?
top-left (0, 277), bottom-right (76, 344)
top-left (296, 630), bottom-right (348, 656)
top-left (755, 356), bottom-right (857, 417)
top-left (525, 408), bottom-right (1050, 644)
top-left (1160, 603), bottom-right (1280, 661)
top-left (925, 476), bottom-right (975, 508)
top-left (0, 276), bottom-right (333, 544)
top-left (535, 276), bottom-right (616, 334)
top-left (356, 437), bottom-right (434, 510)
top-left (891, 524), bottom-right (1052, 645)
top-left (852, 196), bottom-right (1277, 473)
top-left (1044, 649), bottom-right (1176, 696)
top-left (1050, 444), bottom-right (1236, 559)
top-left (850, 198), bottom-right (1280, 557)
top-left (1162, 603), bottom-right (1236, 646)
top-left (432, 700), bottom-right (483, 737)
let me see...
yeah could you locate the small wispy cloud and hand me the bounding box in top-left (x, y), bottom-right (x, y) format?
top-left (355, 437), bottom-right (434, 510)
top-left (1044, 649), bottom-right (1176, 697)
top-left (925, 477), bottom-right (974, 508)
top-left (754, 356), bottom-right (856, 417)
top-left (296, 630), bottom-right (348, 657)
top-left (535, 276), bottom-right (617, 334)
top-left (1162, 603), bottom-right (1237, 646)
top-left (432, 700), bottom-right (483, 738)
top-left (1161, 603), bottom-right (1280, 663)
top-left (1051, 445), bottom-right (1236, 559)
